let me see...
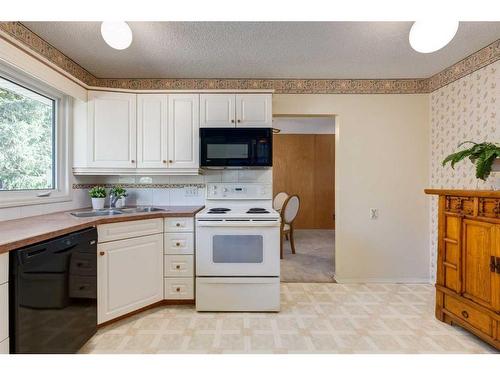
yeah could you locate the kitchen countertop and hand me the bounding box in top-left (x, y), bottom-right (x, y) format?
top-left (0, 205), bottom-right (204, 254)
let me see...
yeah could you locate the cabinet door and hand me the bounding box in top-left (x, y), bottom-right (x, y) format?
top-left (200, 94), bottom-right (235, 128)
top-left (88, 91), bottom-right (137, 168)
top-left (462, 220), bottom-right (498, 311)
top-left (168, 94), bottom-right (200, 169)
top-left (235, 94), bottom-right (272, 127)
top-left (137, 94), bottom-right (168, 169)
top-left (97, 234), bottom-right (163, 324)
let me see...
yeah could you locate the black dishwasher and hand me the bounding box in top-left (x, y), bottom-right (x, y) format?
top-left (10, 227), bottom-right (98, 353)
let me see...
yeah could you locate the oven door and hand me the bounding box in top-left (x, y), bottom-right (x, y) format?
top-left (196, 220), bottom-right (280, 276)
top-left (200, 128), bottom-right (272, 167)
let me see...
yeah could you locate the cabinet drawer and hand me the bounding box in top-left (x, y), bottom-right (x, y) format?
top-left (164, 278), bottom-right (194, 300)
top-left (0, 338), bottom-right (8, 354)
top-left (164, 255), bottom-right (194, 277)
top-left (0, 253), bottom-right (7, 285)
top-left (444, 295), bottom-right (492, 335)
top-left (0, 283), bottom-right (8, 342)
top-left (164, 233), bottom-right (194, 254)
top-left (164, 217), bottom-right (194, 232)
top-left (98, 218), bottom-right (163, 243)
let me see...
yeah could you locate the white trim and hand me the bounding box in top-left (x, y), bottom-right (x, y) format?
top-left (87, 87), bottom-right (275, 94)
top-left (0, 63), bottom-right (72, 208)
top-left (334, 277), bottom-right (432, 284)
top-left (72, 167), bottom-right (202, 176)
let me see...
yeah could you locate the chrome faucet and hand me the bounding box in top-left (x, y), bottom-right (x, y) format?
top-left (109, 193), bottom-right (120, 209)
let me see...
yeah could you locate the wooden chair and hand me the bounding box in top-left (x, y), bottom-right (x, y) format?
top-left (273, 192), bottom-right (289, 213)
top-left (280, 195), bottom-right (300, 259)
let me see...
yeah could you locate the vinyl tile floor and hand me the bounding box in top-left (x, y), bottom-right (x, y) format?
top-left (80, 283), bottom-right (497, 354)
top-left (281, 230), bottom-right (335, 283)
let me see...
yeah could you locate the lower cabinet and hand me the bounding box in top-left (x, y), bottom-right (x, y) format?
top-left (0, 338), bottom-right (8, 354)
top-left (97, 232), bottom-right (164, 324)
top-left (0, 253), bottom-right (8, 353)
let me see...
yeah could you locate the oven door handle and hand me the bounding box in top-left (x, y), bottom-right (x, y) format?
top-left (196, 220), bottom-right (280, 227)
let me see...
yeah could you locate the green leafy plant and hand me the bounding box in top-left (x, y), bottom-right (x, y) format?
top-left (110, 186), bottom-right (127, 198)
top-left (442, 141), bottom-right (500, 180)
top-left (88, 186), bottom-right (106, 198)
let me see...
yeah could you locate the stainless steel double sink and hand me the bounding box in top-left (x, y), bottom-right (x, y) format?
top-left (70, 207), bottom-right (166, 218)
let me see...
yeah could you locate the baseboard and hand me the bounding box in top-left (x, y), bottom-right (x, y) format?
top-left (334, 277), bottom-right (432, 284)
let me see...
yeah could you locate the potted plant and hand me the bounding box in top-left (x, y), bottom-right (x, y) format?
top-left (442, 141), bottom-right (500, 189)
top-left (110, 186), bottom-right (127, 208)
top-left (89, 186), bottom-right (107, 209)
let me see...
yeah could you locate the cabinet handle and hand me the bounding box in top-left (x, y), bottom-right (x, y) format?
top-left (231, 119), bottom-right (235, 123)
top-left (176, 223), bottom-right (181, 227)
top-left (491, 256), bottom-right (496, 272)
top-left (461, 310), bottom-right (469, 319)
top-left (176, 287), bottom-right (181, 292)
top-left (169, 160), bottom-right (173, 163)
top-left (176, 265), bottom-right (181, 269)
top-left (237, 119), bottom-right (241, 123)
top-left (163, 160), bottom-right (167, 164)
top-left (99, 251), bottom-right (105, 256)
top-left (176, 242), bottom-right (180, 246)
top-left (131, 160), bottom-right (135, 163)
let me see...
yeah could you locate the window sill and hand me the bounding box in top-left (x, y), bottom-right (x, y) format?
top-left (0, 191), bottom-right (72, 209)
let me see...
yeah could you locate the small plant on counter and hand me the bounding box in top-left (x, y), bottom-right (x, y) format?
top-left (110, 186), bottom-right (127, 198)
top-left (442, 141), bottom-right (500, 181)
top-left (88, 186), bottom-right (107, 198)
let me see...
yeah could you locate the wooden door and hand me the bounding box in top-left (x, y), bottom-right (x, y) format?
top-left (200, 94), bottom-right (235, 128)
top-left (236, 94), bottom-right (272, 127)
top-left (168, 94), bottom-right (200, 169)
top-left (97, 234), bottom-right (163, 324)
top-left (462, 220), bottom-right (498, 311)
top-left (88, 91), bottom-right (137, 168)
top-left (273, 134), bottom-right (335, 229)
top-left (137, 94), bottom-right (168, 169)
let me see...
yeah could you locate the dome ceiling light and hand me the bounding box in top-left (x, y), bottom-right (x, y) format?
top-left (409, 21), bottom-right (459, 53)
top-left (101, 22), bottom-right (133, 50)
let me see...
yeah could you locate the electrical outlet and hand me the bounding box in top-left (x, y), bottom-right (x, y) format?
top-left (370, 208), bottom-right (378, 219)
top-left (184, 187), bottom-right (199, 197)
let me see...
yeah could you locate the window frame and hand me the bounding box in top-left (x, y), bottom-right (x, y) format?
top-left (0, 63), bottom-right (72, 208)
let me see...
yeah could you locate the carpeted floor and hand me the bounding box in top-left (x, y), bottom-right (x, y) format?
top-left (281, 229), bottom-right (335, 282)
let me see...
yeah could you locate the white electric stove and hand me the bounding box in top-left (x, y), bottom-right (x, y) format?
top-left (195, 183), bottom-right (281, 312)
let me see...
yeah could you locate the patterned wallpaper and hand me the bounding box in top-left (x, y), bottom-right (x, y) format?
top-left (428, 60), bottom-right (500, 281)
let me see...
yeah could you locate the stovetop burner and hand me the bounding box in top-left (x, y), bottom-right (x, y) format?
top-left (247, 207), bottom-right (270, 214)
top-left (208, 207), bottom-right (231, 214)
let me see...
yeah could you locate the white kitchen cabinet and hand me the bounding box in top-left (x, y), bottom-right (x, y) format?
top-left (98, 218), bottom-right (163, 243)
top-left (235, 94), bottom-right (272, 127)
top-left (200, 94), bottom-right (235, 128)
top-left (0, 253), bottom-right (7, 285)
top-left (164, 233), bottom-right (194, 255)
top-left (137, 94), bottom-right (169, 169)
top-left (200, 94), bottom-right (272, 128)
top-left (164, 278), bottom-right (194, 300)
top-left (0, 283), bottom-right (8, 344)
top-left (164, 217), bottom-right (194, 233)
top-left (168, 94), bottom-right (200, 169)
top-left (87, 91), bottom-right (137, 168)
top-left (97, 233), bottom-right (163, 324)
top-left (164, 255), bottom-right (194, 277)
top-left (0, 338), bottom-right (8, 354)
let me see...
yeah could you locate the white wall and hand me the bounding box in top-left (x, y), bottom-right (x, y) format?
top-left (273, 94), bottom-right (430, 283)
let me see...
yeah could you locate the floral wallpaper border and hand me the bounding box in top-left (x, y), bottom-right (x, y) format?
top-left (0, 21), bottom-right (498, 94)
top-left (73, 183), bottom-right (205, 189)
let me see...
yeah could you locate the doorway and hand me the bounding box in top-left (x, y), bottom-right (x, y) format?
top-left (272, 115), bottom-right (335, 282)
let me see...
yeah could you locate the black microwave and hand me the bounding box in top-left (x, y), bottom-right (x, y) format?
top-left (200, 128), bottom-right (272, 167)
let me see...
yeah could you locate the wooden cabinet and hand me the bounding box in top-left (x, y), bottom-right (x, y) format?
top-left (200, 93), bottom-right (272, 128)
top-left (97, 220), bottom-right (164, 324)
top-left (88, 91), bottom-right (137, 168)
top-left (168, 94), bottom-right (200, 169)
top-left (0, 253), bottom-right (8, 353)
top-left (426, 189), bottom-right (500, 350)
top-left (137, 94), bottom-right (168, 169)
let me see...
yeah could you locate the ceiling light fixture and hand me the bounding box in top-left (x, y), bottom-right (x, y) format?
top-left (100, 22), bottom-right (133, 50)
top-left (409, 21), bottom-right (459, 53)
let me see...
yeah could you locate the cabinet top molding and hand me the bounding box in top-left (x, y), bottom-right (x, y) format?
top-left (87, 88), bottom-right (275, 94)
top-left (424, 189), bottom-right (500, 198)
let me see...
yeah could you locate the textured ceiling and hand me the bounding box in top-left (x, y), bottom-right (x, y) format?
top-left (22, 21), bottom-right (500, 79)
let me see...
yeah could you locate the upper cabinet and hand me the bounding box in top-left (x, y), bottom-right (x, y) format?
top-left (88, 91), bottom-right (137, 168)
top-left (137, 94), bottom-right (168, 169)
top-left (168, 94), bottom-right (199, 169)
top-left (200, 93), bottom-right (272, 128)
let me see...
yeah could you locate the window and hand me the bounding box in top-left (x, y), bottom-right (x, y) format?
top-left (0, 77), bottom-right (55, 191)
top-left (0, 64), bottom-right (71, 208)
